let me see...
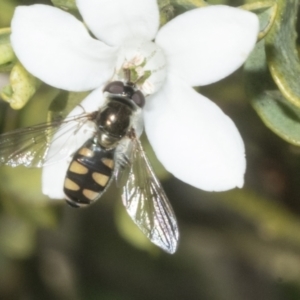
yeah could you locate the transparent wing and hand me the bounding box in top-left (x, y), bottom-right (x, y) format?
top-left (0, 112), bottom-right (96, 168)
top-left (116, 134), bottom-right (179, 254)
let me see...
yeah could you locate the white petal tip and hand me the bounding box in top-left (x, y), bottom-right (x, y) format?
top-left (11, 4), bottom-right (115, 91)
top-left (144, 76), bottom-right (247, 193)
top-left (156, 5), bottom-right (259, 86)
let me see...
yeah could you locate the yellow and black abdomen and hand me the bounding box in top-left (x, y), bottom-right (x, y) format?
top-left (64, 138), bottom-right (115, 207)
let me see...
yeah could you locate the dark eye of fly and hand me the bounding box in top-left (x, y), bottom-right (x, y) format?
top-left (131, 90), bottom-right (145, 108)
top-left (104, 81), bottom-right (125, 94)
top-left (104, 81), bottom-right (145, 108)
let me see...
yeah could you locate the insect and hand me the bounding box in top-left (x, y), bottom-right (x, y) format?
top-left (0, 80), bottom-right (179, 254)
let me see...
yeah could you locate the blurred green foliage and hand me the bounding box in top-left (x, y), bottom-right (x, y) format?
top-left (245, 0), bottom-right (300, 145)
top-left (265, 0), bottom-right (300, 108)
top-left (1, 62), bottom-right (41, 109)
top-left (0, 28), bottom-right (16, 72)
top-left (1, 0), bottom-right (300, 300)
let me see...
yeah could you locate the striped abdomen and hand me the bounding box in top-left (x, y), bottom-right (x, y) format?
top-left (64, 138), bottom-right (115, 207)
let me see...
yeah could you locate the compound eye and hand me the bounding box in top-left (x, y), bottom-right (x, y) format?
top-left (103, 81), bottom-right (125, 94)
top-left (131, 90), bottom-right (145, 108)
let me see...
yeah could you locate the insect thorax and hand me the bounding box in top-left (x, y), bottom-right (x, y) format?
top-left (95, 95), bottom-right (136, 149)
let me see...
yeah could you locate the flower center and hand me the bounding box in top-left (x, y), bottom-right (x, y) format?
top-left (114, 40), bottom-right (167, 96)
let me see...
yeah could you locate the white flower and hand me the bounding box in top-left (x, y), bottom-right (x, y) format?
top-left (10, 0), bottom-right (259, 198)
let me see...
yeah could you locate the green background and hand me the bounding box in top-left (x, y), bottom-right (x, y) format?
top-left (1, 0), bottom-right (300, 299)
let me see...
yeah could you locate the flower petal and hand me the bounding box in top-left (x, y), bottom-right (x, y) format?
top-left (144, 76), bottom-right (246, 191)
top-left (11, 5), bottom-right (117, 91)
top-left (42, 87), bottom-right (106, 199)
top-left (156, 5), bottom-right (259, 86)
top-left (76, 0), bottom-right (159, 46)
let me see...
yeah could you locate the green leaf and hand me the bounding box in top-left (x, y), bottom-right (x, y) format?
top-left (0, 62), bottom-right (40, 110)
top-left (170, 0), bottom-right (207, 18)
top-left (18, 84), bottom-right (60, 127)
top-left (51, 0), bottom-right (82, 19)
top-left (47, 90), bottom-right (89, 123)
top-left (265, 0), bottom-right (300, 108)
top-left (245, 40), bottom-right (300, 146)
top-left (0, 28), bottom-right (16, 72)
top-left (239, 1), bottom-right (277, 41)
top-left (171, 0), bottom-right (207, 9)
top-left (158, 0), bottom-right (207, 25)
top-left (51, 0), bottom-right (77, 11)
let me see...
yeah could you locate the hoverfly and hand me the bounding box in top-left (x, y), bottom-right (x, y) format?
top-left (0, 80), bottom-right (179, 254)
